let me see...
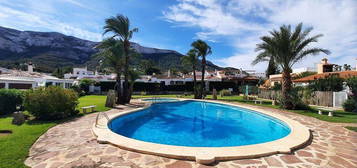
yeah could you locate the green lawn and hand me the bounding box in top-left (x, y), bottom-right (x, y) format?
top-left (0, 117), bottom-right (57, 168)
top-left (0, 95), bottom-right (110, 168)
top-left (77, 95), bottom-right (110, 113)
top-left (345, 126), bottom-right (357, 132)
top-left (133, 94), bottom-right (357, 123)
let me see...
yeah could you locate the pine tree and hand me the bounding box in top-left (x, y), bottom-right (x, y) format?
top-left (265, 58), bottom-right (279, 78)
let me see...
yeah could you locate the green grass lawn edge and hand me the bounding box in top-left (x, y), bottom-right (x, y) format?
top-left (0, 95), bottom-right (110, 168)
top-left (133, 94), bottom-right (357, 123)
top-left (345, 126), bottom-right (357, 132)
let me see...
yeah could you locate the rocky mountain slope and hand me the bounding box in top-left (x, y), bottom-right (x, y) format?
top-left (0, 26), bottom-right (222, 73)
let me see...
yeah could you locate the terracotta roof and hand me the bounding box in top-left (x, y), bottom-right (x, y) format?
top-left (152, 75), bottom-right (182, 79)
top-left (243, 76), bottom-right (259, 80)
top-left (270, 77), bottom-right (282, 82)
top-left (0, 70), bottom-right (59, 79)
top-left (259, 80), bottom-right (271, 89)
top-left (293, 71), bottom-right (357, 83)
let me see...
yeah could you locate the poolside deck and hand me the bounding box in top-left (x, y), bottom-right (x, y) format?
top-left (25, 100), bottom-right (357, 168)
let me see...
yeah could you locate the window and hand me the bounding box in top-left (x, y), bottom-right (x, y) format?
top-left (46, 82), bottom-right (53, 87)
top-left (8, 83), bottom-right (32, 89)
top-left (175, 81), bottom-right (184, 85)
top-left (65, 83), bottom-right (72, 88)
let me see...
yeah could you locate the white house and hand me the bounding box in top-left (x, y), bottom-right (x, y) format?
top-left (0, 64), bottom-right (74, 89)
top-left (64, 67), bottom-right (116, 81)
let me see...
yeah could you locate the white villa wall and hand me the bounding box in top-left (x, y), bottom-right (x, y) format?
top-left (293, 67), bottom-right (316, 73)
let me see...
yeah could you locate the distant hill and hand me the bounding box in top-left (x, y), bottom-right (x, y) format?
top-left (0, 26), bottom-right (222, 73)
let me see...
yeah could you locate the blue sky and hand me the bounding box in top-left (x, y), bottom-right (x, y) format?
top-left (0, 0), bottom-right (356, 72)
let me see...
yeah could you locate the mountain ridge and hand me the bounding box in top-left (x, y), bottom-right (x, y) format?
top-left (0, 26), bottom-right (223, 73)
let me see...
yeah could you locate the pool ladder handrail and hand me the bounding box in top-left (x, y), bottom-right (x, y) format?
top-left (152, 96), bottom-right (158, 103)
top-left (95, 111), bottom-right (111, 127)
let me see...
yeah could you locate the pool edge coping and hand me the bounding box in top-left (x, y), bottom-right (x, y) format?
top-left (92, 98), bottom-right (311, 164)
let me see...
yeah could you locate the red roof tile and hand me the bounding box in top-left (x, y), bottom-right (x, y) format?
top-left (293, 71), bottom-right (357, 83)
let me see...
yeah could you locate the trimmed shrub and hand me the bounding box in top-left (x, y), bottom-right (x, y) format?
top-left (308, 75), bottom-right (344, 91)
top-left (0, 89), bottom-right (24, 115)
top-left (70, 85), bottom-right (86, 97)
top-left (79, 79), bottom-right (96, 94)
top-left (343, 98), bottom-right (356, 112)
top-left (24, 86), bottom-right (79, 120)
top-left (344, 77), bottom-right (357, 113)
top-left (277, 88), bottom-right (310, 110)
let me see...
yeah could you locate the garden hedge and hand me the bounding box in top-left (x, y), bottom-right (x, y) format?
top-left (0, 89), bottom-right (23, 115)
top-left (24, 86), bottom-right (79, 120)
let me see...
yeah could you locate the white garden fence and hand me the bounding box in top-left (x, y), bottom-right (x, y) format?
top-left (333, 91), bottom-right (348, 108)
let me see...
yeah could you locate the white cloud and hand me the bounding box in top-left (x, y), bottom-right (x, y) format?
top-left (0, 0), bottom-right (102, 41)
top-left (163, 0), bottom-right (357, 72)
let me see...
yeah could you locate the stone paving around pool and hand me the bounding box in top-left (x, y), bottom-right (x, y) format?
top-left (25, 100), bottom-right (357, 168)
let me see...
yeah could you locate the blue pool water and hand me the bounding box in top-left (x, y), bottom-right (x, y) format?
top-left (142, 98), bottom-right (178, 102)
top-left (109, 101), bottom-right (291, 147)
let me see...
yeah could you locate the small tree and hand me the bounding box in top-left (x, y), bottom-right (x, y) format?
top-left (140, 60), bottom-right (161, 75)
top-left (308, 75), bottom-right (344, 92)
top-left (344, 77), bottom-right (357, 112)
top-left (266, 57), bottom-right (280, 78)
top-left (79, 78), bottom-right (96, 94)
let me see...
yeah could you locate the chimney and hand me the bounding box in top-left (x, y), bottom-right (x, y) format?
top-left (317, 58), bottom-right (329, 74)
top-left (28, 62), bottom-right (34, 73)
top-left (321, 58), bottom-right (328, 64)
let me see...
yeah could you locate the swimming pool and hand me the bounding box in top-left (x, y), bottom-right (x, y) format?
top-left (109, 100), bottom-right (291, 147)
top-left (93, 99), bottom-right (310, 163)
top-left (141, 98), bottom-right (178, 102)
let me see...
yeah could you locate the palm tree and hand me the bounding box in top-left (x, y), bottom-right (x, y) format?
top-left (103, 14), bottom-right (138, 104)
top-left (94, 38), bottom-right (124, 104)
top-left (191, 40), bottom-right (212, 99)
top-left (127, 69), bottom-right (141, 101)
top-left (182, 49), bottom-right (199, 98)
top-left (253, 23), bottom-right (330, 109)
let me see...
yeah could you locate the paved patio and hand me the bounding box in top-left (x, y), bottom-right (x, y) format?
top-left (25, 101), bottom-right (357, 168)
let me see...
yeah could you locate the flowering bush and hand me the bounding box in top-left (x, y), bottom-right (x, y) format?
top-left (24, 86), bottom-right (79, 120)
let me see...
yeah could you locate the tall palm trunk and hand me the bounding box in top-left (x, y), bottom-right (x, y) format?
top-left (128, 81), bottom-right (134, 103)
top-left (115, 72), bottom-right (123, 104)
top-left (282, 69), bottom-right (293, 109)
top-left (200, 57), bottom-right (206, 99)
top-left (193, 66), bottom-right (198, 99)
top-left (122, 41), bottom-right (130, 104)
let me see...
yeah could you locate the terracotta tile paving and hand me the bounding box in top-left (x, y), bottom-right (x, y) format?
top-left (25, 101), bottom-right (357, 168)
